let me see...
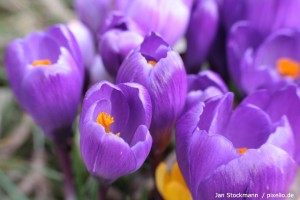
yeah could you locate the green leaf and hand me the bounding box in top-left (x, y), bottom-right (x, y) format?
top-left (0, 170), bottom-right (31, 200)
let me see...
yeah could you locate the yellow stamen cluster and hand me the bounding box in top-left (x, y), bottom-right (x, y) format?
top-left (155, 162), bottom-right (192, 200)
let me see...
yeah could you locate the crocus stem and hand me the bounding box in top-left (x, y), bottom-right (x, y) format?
top-left (54, 140), bottom-right (76, 200)
top-left (98, 182), bottom-right (109, 200)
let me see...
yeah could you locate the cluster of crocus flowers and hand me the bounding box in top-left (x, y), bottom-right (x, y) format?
top-left (176, 85), bottom-right (299, 199)
top-left (4, 0), bottom-right (300, 198)
top-left (79, 81), bottom-right (152, 182)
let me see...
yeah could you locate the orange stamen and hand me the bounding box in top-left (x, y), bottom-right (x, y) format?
top-left (96, 112), bottom-right (120, 137)
top-left (148, 60), bottom-right (157, 67)
top-left (276, 58), bottom-right (300, 79)
top-left (32, 59), bottom-right (52, 67)
top-left (237, 148), bottom-right (247, 155)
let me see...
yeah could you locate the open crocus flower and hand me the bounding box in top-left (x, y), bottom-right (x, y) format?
top-left (99, 12), bottom-right (143, 77)
top-left (228, 27), bottom-right (300, 94)
top-left (4, 24), bottom-right (83, 141)
top-left (176, 91), bottom-right (297, 199)
top-left (117, 32), bottom-right (187, 154)
top-left (223, 0), bottom-right (300, 94)
top-left (186, 70), bottom-right (227, 109)
top-left (156, 162), bottom-right (192, 200)
top-left (210, 0), bottom-right (300, 81)
top-left (185, 0), bottom-right (219, 73)
top-left (79, 81), bottom-right (152, 182)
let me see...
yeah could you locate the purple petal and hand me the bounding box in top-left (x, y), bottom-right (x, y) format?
top-left (188, 130), bottom-right (239, 198)
top-left (187, 70), bottom-right (228, 93)
top-left (197, 145), bottom-right (297, 199)
top-left (176, 102), bottom-right (204, 186)
top-left (223, 104), bottom-right (273, 149)
top-left (198, 93), bottom-right (233, 135)
top-left (119, 0), bottom-right (190, 45)
top-left (185, 0), bottom-right (218, 72)
top-left (266, 116), bottom-right (295, 157)
top-left (68, 20), bottom-right (96, 68)
top-left (139, 32), bottom-right (170, 62)
top-left (243, 85), bottom-right (300, 162)
top-left (130, 125), bottom-right (152, 169)
top-left (99, 29), bottom-right (143, 76)
top-left (46, 24), bottom-right (84, 74)
top-left (227, 21), bottom-right (263, 86)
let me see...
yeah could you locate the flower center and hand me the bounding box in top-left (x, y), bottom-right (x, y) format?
top-left (276, 58), bottom-right (300, 79)
top-left (32, 59), bottom-right (52, 67)
top-left (96, 112), bottom-right (120, 136)
top-left (236, 148), bottom-right (247, 155)
top-left (148, 60), bottom-right (157, 67)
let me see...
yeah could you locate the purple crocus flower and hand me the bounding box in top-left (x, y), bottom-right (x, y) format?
top-left (79, 81), bottom-right (152, 182)
top-left (4, 24), bottom-right (83, 141)
top-left (117, 32), bottom-right (187, 153)
top-left (99, 12), bottom-right (143, 77)
top-left (116, 0), bottom-right (191, 45)
top-left (176, 91), bottom-right (297, 199)
top-left (185, 0), bottom-right (219, 73)
top-left (210, 0), bottom-right (300, 81)
top-left (186, 70), bottom-right (227, 109)
top-left (223, 0), bottom-right (300, 94)
top-left (68, 20), bottom-right (96, 69)
top-left (228, 26), bottom-right (300, 94)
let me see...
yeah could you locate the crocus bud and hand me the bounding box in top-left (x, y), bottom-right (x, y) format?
top-left (99, 12), bottom-right (143, 77)
top-left (186, 70), bottom-right (227, 109)
top-left (176, 92), bottom-right (297, 199)
top-left (156, 162), bottom-right (192, 200)
top-left (68, 20), bottom-right (95, 69)
top-left (116, 0), bottom-right (191, 45)
top-left (117, 32), bottom-right (187, 153)
top-left (4, 25), bottom-right (83, 141)
top-left (79, 81), bottom-right (152, 182)
top-left (185, 0), bottom-right (219, 73)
